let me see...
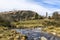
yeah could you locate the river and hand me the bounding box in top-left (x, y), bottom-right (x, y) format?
top-left (14, 28), bottom-right (60, 40)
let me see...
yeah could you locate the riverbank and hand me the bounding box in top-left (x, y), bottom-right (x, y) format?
top-left (10, 19), bottom-right (60, 37)
top-left (0, 26), bottom-right (60, 40)
top-left (42, 26), bottom-right (60, 37)
top-left (0, 26), bottom-right (27, 40)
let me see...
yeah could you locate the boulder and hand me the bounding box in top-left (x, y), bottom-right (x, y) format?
top-left (40, 36), bottom-right (47, 40)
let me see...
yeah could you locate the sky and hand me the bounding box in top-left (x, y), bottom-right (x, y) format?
top-left (0, 0), bottom-right (60, 16)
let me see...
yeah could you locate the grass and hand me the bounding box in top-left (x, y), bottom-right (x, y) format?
top-left (11, 19), bottom-right (56, 28)
top-left (12, 20), bottom-right (45, 28)
top-left (0, 26), bottom-right (26, 40)
top-left (42, 26), bottom-right (60, 37)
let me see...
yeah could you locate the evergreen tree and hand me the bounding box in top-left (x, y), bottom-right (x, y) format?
top-left (35, 13), bottom-right (39, 19)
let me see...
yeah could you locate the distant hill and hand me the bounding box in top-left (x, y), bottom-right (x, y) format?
top-left (0, 10), bottom-right (43, 27)
top-left (0, 10), bottom-right (42, 22)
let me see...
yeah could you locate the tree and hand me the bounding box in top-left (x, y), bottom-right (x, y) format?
top-left (35, 13), bottom-right (39, 19)
top-left (52, 11), bottom-right (59, 20)
top-left (48, 16), bottom-right (51, 19)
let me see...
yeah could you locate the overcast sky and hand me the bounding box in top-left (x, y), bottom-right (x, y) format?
top-left (0, 0), bottom-right (60, 16)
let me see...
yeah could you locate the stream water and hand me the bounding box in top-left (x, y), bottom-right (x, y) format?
top-left (14, 28), bottom-right (60, 40)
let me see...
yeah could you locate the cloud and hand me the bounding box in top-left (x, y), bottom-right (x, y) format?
top-left (43, 0), bottom-right (60, 4)
top-left (0, 0), bottom-right (60, 16)
top-left (0, 0), bottom-right (52, 16)
top-left (42, 0), bottom-right (60, 8)
top-left (30, 0), bottom-right (60, 15)
top-left (32, 0), bottom-right (60, 9)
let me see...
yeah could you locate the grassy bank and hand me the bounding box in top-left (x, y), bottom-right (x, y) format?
top-left (0, 26), bottom-right (27, 40)
top-left (13, 20), bottom-right (44, 28)
top-left (42, 27), bottom-right (60, 37)
top-left (12, 19), bottom-right (55, 28)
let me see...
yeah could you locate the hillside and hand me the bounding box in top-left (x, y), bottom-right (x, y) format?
top-left (0, 10), bottom-right (42, 27)
top-left (0, 10), bottom-right (41, 21)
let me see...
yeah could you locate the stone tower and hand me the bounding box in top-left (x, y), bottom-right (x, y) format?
top-left (46, 12), bottom-right (48, 18)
